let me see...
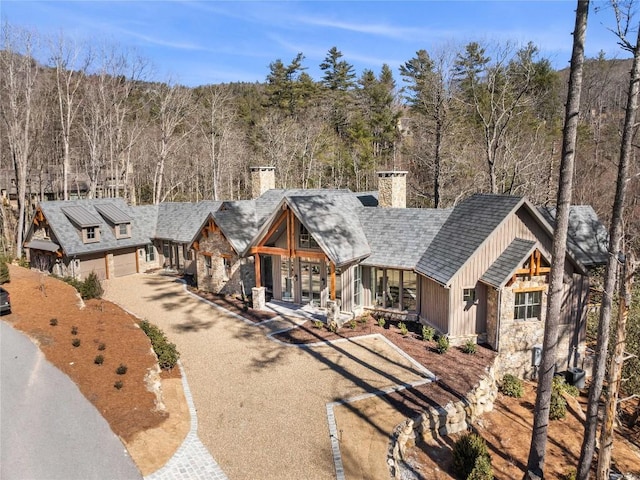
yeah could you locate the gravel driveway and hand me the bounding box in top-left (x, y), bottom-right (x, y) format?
top-left (104, 273), bottom-right (428, 480)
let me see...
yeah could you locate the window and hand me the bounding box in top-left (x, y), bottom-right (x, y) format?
top-left (222, 256), bottom-right (232, 280)
top-left (299, 224), bottom-right (319, 249)
top-left (119, 223), bottom-right (128, 236)
top-left (183, 244), bottom-right (192, 261)
top-left (373, 268), bottom-right (417, 311)
top-left (163, 242), bottom-right (170, 258)
top-left (83, 226), bottom-right (99, 243)
top-left (403, 271), bottom-right (417, 311)
top-left (204, 255), bottom-right (212, 277)
top-left (463, 288), bottom-right (476, 303)
top-left (514, 290), bottom-right (542, 320)
top-left (353, 266), bottom-right (362, 307)
top-left (145, 244), bottom-right (155, 262)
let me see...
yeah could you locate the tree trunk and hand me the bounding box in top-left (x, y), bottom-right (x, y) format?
top-left (581, 19), bottom-right (640, 480)
top-left (524, 1), bottom-right (589, 478)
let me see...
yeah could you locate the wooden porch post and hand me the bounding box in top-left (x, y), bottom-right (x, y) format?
top-left (254, 253), bottom-right (261, 287)
top-left (330, 262), bottom-right (336, 301)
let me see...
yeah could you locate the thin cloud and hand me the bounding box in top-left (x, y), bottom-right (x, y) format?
top-left (294, 15), bottom-right (425, 40)
top-left (116, 27), bottom-right (204, 51)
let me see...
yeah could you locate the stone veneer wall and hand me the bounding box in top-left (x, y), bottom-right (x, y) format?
top-left (495, 275), bottom-right (548, 380)
top-left (388, 366), bottom-right (498, 478)
top-left (196, 230), bottom-right (254, 295)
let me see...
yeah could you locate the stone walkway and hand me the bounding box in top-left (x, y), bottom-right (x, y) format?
top-left (105, 274), bottom-right (432, 480)
top-left (144, 363), bottom-right (227, 480)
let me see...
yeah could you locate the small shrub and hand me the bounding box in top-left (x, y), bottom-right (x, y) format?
top-left (49, 318), bottom-right (58, 326)
top-left (398, 322), bottom-right (408, 336)
top-left (436, 334), bottom-right (450, 354)
top-left (139, 320), bottom-right (180, 370)
top-left (71, 338), bottom-right (81, 347)
top-left (500, 374), bottom-right (524, 398)
top-left (468, 454), bottom-right (494, 480)
top-left (421, 325), bottom-right (435, 342)
top-left (357, 316), bottom-right (368, 326)
top-left (116, 364), bottom-right (128, 375)
top-left (114, 381), bottom-right (123, 390)
top-left (71, 326), bottom-right (78, 335)
top-left (79, 272), bottom-right (103, 299)
top-left (561, 468), bottom-right (577, 480)
top-left (377, 317), bottom-right (386, 328)
top-left (17, 256), bottom-right (29, 268)
top-left (97, 342), bottom-right (106, 351)
top-left (349, 319), bottom-right (356, 330)
top-left (550, 390), bottom-right (567, 420)
top-left (329, 321), bottom-right (338, 333)
top-left (94, 355), bottom-right (104, 365)
top-left (452, 433), bottom-right (491, 480)
top-left (553, 375), bottom-right (579, 397)
top-left (313, 320), bottom-right (324, 329)
top-left (462, 339), bottom-right (477, 354)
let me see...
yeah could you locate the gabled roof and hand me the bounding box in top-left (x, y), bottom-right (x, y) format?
top-left (538, 205), bottom-right (609, 267)
top-left (209, 200), bottom-right (258, 254)
top-left (416, 194), bottom-right (525, 286)
top-left (359, 207), bottom-right (452, 269)
top-left (38, 199), bottom-right (157, 256)
top-left (155, 201), bottom-right (222, 243)
top-left (480, 238), bottom-right (537, 288)
top-left (285, 193), bottom-right (370, 267)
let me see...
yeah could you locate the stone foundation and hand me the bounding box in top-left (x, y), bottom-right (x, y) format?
top-left (388, 365), bottom-right (498, 478)
top-left (252, 286), bottom-right (266, 311)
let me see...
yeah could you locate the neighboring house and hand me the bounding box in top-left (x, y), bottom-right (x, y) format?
top-left (24, 167), bottom-right (608, 379)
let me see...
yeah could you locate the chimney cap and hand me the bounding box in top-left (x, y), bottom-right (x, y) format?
top-left (377, 171), bottom-right (408, 177)
top-left (250, 166), bottom-right (275, 172)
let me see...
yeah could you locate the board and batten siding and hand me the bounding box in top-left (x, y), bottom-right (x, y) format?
top-left (448, 206), bottom-right (556, 338)
top-left (418, 275), bottom-right (449, 333)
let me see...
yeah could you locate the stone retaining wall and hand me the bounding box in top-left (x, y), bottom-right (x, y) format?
top-left (388, 365), bottom-right (498, 478)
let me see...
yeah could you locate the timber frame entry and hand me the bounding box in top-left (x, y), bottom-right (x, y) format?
top-left (249, 205), bottom-right (338, 301)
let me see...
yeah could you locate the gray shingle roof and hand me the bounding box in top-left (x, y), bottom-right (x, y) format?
top-left (38, 199), bottom-right (157, 256)
top-left (416, 194), bottom-right (525, 285)
top-left (480, 238), bottom-right (537, 288)
top-left (359, 207), bottom-right (452, 269)
top-left (155, 201), bottom-right (222, 243)
top-left (25, 239), bottom-right (60, 252)
top-left (211, 200), bottom-right (259, 254)
top-left (285, 192), bottom-right (370, 267)
top-left (538, 205), bottom-right (609, 267)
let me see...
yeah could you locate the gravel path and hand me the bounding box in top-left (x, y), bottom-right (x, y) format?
top-left (103, 273), bottom-right (429, 480)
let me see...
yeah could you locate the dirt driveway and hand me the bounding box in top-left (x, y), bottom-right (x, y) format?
top-left (103, 273), bottom-right (430, 480)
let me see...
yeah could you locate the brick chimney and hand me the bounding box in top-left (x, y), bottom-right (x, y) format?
top-left (377, 171), bottom-right (407, 208)
top-left (250, 166), bottom-right (275, 198)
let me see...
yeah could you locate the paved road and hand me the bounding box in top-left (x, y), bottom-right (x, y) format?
top-left (0, 320), bottom-right (142, 480)
top-left (104, 274), bottom-right (430, 480)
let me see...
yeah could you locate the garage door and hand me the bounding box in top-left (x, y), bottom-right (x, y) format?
top-left (80, 254), bottom-right (107, 280)
top-left (113, 248), bottom-right (137, 277)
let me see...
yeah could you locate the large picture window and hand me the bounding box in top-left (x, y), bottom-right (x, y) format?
top-left (373, 268), bottom-right (416, 312)
top-left (514, 290), bottom-right (542, 320)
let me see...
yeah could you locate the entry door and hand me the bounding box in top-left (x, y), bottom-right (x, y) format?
top-left (301, 260), bottom-right (321, 303)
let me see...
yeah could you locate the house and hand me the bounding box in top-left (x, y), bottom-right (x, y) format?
top-left (24, 167), bottom-right (608, 379)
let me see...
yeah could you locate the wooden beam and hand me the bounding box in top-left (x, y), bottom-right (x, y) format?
top-left (254, 253), bottom-right (261, 287)
top-left (259, 208), bottom-right (288, 248)
top-left (330, 262), bottom-right (336, 300)
top-left (251, 246), bottom-right (289, 256)
top-left (529, 252), bottom-right (535, 276)
top-left (535, 250), bottom-right (541, 276)
top-left (193, 241), bottom-right (199, 251)
top-left (295, 250), bottom-right (327, 260)
top-left (288, 208), bottom-right (295, 257)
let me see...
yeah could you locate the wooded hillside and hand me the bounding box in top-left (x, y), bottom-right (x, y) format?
top-left (0, 23), bottom-right (638, 257)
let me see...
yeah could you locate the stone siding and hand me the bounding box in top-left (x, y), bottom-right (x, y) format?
top-left (250, 166), bottom-right (275, 198)
top-left (196, 230), bottom-right (254, 296)
top-left (496, 275), bottom-right (548, 379)
top-left (377, 172), bottom-right (407, 208)
top-left (389, 365), bottom-right (498, 477)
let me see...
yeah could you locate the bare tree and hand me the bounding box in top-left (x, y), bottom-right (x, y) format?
top-left (50, 33), bottom-right (90, 200)
top-left (579, 2), bottom-right (640, 477)
top-left (524, 1), bottom-right (589, 478)
top-left (0, 23), bottom-right (41, 258)
top-left (151, 81), bottom-right (195, 204)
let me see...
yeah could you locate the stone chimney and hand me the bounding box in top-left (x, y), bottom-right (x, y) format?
top-left (377, 171), bottom-right (407, 208)
top-left (250, 166), bottom-right (275, 198)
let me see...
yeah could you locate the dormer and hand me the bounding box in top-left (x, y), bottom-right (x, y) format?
top-left (95, 204), bottom-right (132, 239)
top-left (62, 206), bottom-right (102, 244)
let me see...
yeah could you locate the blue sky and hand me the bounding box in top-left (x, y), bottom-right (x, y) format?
top-left (1, 1), bottom-right (633, 87)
